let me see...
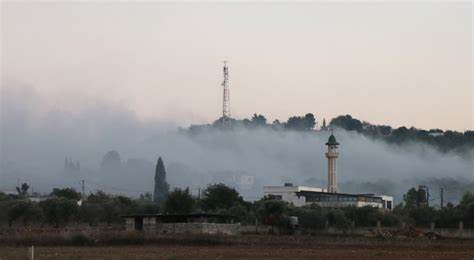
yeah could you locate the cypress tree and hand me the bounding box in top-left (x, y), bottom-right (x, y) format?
top-left (153, 157), bottom-right (170, 204)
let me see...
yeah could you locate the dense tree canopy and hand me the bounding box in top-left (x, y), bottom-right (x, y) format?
top-left (189, 112), bottom-right (472, 154)
top-left (256, 198), bottom-right (289, 229)
top-left (459, 191), bottom-right (474, 228)
top-left (330, 114), bottom-right (474, 153)
top-left (164, 188), bottom-right (195, 214)
top-left (39, 198), bottom-right (78, 227)
top-left (330, 115), bottom-right (363, 132)
top-left (51, 188), bottom-right (82, 201)
top-left (403, 187), bottom-right (428, 209)
top-left (0, 184), bottom-right (473, 230)
top-left (285, 113), bottom-right (316, 131)
top-left (201, 183), bottom-right (244, 211)
top-left (16, 183), bottom-right (29, 198)
top-left (249, 114), bottom-right (267, 128)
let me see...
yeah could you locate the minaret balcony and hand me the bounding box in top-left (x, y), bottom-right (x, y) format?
top-left (325, 152), bottom-right (339, 157)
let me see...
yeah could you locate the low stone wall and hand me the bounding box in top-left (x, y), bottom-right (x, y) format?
top-left (152, 223), bottom-right (240, 236)
top-left (143, 217), bottom-right (156, 232)
top-left (240, 225), bottom-right (273, 234)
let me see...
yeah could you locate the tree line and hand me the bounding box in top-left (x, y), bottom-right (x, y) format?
top-left (187, 113), bottom-right (317, 133)
top-left (187, 113), bottom-right (473, 155)
top-left (330, 114), bottom-right (474, 154)
top-left (1, 183), bottom-right (473, 231)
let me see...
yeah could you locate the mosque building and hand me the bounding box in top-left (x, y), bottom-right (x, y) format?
top-left (263, 134), bottom-right (394, 210)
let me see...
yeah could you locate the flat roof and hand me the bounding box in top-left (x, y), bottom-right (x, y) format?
top-left (264, 186), bottom-right (392, 200)
top-left (295, 190), bottom-right (389, 200)
top-left (264, 185), bottom-right (325, 192)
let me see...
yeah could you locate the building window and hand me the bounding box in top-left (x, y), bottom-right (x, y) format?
top-left (269, 195), bottom-right (282, 200)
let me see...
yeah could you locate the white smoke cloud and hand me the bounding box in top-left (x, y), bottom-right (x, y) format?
top-left (1, 82), bottom-right (473, 204)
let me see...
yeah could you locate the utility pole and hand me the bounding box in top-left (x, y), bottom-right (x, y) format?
top-left (81, 179), bottom-right (85, 200)
top-left (427, 186), bottom-right (430, 207)
top-left (440, 187), bottom-right (444, 208)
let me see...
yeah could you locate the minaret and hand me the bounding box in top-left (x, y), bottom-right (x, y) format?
top-left (325, 133), bottom-right (339, 193)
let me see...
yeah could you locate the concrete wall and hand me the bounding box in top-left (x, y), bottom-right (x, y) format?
top-left (124, 217), bottom-right (240, 235)
top-left (153, 223), bottom-right (240, 235)
top-left (240, 225), bottom-right (273, 234)
top-left (125, 218), bottom-right (135, 231)
top-left (143, 217), bottom-right (156, 232)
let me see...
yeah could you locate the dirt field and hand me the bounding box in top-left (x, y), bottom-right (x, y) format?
top-left (1, 235), bottom-right (474, 259)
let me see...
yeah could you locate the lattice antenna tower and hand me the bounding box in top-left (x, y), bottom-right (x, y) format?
top-left (221, 61), bottom-right (230, 118)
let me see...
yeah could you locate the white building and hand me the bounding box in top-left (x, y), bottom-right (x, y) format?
top-left (263, 134), bottom-right (394, 210)
top-left (264, 184), bottom-right (326, 207)
top-left (264, 184), bottom-right (393, 210)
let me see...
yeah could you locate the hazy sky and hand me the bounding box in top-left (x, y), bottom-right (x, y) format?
top-left (1, 1), bottom-right (472, 130)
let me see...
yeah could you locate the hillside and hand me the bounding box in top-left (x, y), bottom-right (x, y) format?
top-left (186, 114), bottom-right (474, 155)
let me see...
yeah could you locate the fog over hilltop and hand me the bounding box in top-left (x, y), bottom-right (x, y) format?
top-left (1, 84), bottom-right (473, 204)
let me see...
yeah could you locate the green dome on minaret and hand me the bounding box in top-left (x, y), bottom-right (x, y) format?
top-left (326, 134), bottom-right (339, 146)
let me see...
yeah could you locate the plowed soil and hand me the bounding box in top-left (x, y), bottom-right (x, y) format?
top-left (1, 235), bottom-right (473, 260)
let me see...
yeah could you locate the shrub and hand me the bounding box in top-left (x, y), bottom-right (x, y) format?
top-left (70, 233), bottom-right (95, 246)
top-left (165, 188), bottom-right (195, 214)
top-left (328, 209), bottom-right (351, 230)
top-left (201, 183), bottom-right (244, 211)
top-left (295, 206), bottom-right (327, 230)
top-left (39, 198), bottom-right (78, 227)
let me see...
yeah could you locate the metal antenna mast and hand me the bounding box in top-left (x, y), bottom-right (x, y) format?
top-left (221, 61), bottom-right (230, 118)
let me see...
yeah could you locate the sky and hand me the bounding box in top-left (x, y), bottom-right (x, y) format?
top-left (1, 1), bottom-right (473, 131)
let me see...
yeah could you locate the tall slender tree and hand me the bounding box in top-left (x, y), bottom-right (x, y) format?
top-left (153, 157), bottom-right (170, 204)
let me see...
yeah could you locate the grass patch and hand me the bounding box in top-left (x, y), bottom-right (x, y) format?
top-left (0, 231), bottom-right (234, 247)
top-left (98, 231), bottom-right (145, 245)
top-left (176, 234), bottom-right (231, 246)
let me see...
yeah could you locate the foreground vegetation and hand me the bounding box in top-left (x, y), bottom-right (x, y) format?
top-left (1, 183), bottom-right (473, 231)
